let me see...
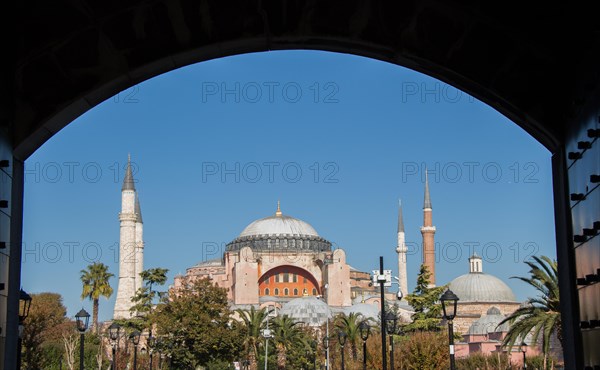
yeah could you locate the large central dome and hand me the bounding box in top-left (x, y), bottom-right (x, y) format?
top-left (239, 214), bottom-right (319, 238)
top-left (226, 202), bottom-right (331, 252)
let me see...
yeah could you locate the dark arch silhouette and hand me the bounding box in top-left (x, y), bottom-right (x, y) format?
top-left (3, 2), bottom-right (599, 368)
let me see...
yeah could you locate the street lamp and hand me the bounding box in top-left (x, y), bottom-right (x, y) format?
top-left (385, 312), bottom-right (398, 370)
top-left (75, 308), bottom-right (90, 370)
top-left (129, 330), bottom-right (141, 370)
top-left (359, 321), bottom-right (370, 370)
top-left (519, 341), bottom-right (528, 369)
top-left (148, 335), bottom-right (156, 370)
top-left (108, 322), bottom-right (121, 370)
top-left (337, 330), bottom-right (347, 370)
top-left (17, 289), bottom-right (32, 369)
top-left (440, 289), bottom-right (459, 370)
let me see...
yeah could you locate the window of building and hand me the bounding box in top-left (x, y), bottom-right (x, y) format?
top-left (274, 288), bottom-right (279, 296)
top-left (265, 276), bottom-right (269, 284)
top-left (265, 288), bottom-right (270, 295)
top-left (292, 274), bottom-right (297, 283)
top-left (283, 272), bottom-right (289, 283)
top-left (275, 274), bottom-right (280, 283)
top-left (294, 288), bottom-right (298, 296)
top-left (284, 288), bottom-right (289, 296)
top-left (303, 277), bottom-right (307, 283)
top-left (312, 288), bottom-right (317, 296)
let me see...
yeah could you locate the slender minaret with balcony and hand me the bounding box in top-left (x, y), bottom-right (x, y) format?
top-left (420, 170), bottom-right (437, 286)
top-left (395, 200), bottom-right (408, 298)
top-left (114, 155), bottom-right (144, 319)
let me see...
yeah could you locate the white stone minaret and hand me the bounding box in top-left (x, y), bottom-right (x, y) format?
top-left (395, 200), bottom-right (408, 298)
top-left (113, 155), bottom-right (143, 319)
top-left (134, 193), bottom-right (144, 293)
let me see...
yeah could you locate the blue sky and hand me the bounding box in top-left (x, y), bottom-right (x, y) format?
top-left (21, 50), bottom-right (556, 322)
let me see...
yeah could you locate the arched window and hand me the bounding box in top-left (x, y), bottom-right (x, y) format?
top-left (284, 288), bottom-right (289, 296)
top-left (274, 288), bottom-right (279, 296)
top-left (265, 288), bottom-right (270, 296)
top-left (294, 288), bottom-right (298, 296)
top-left (312, 288), bottom-right (317, 296)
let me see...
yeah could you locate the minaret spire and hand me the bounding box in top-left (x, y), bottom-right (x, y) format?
top-left (122, 154), bottom-right (135, 191)
top-left (396, 199), bottom-right (408, 298)
top-left (424, 169), bottom-right (432, 209)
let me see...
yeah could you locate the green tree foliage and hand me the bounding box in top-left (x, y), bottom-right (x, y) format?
top-left (398, 331), bottom-right (449, 370)
top-left (272, 315), bottom-right (303, 369)
top-left (499, 255), bottom-right (562, 355)
top-left (128, 267), bottom-right (169, 330)
top-left (236, 306), bottom-right (267, 370)
top-left (404, 264), bottom-right (447, 332)
top-left (334, 312), bottom-right (370, 360)
top-left (151, 278), bottom-right (243, 368)
top-left (80, 262), bottom-right (114, 333)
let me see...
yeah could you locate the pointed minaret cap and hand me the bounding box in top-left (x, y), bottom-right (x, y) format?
top-left (423, 170), bottom-right (432, 209)
top-left (122, 154), bottom-right (136, 191)
top-left (135, 193), bottom-right (143, 223)
top-left (397, 199), bottom-right (405, 233)
top-left (275, 200), bottom-right (282, 217)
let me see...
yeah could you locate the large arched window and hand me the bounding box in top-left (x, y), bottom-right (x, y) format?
top-left (265, 288), bottom-right (270, 295)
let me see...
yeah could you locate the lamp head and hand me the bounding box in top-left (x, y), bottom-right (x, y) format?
top-left (75, 308), bottom-right (90, 332)
top-left (359, 321), bottom-right (370, 341)
top-left (18, 289), bottom-right (32, 322)
top-left (440, 289), bottom-right (459, 321)
top-left (130, 330), bottom-right (141, 346)
top-left (337, 330), bottom-right (347, 347)
top-left (108, 322), bottom-right (121, 342)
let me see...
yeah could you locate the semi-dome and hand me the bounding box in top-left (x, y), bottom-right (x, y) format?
top-left (280, 296), bottom-right (332, 326)
top-left (448, 254), bottom-right (516, 303)
top-left (226, 202), bottom-right (332, 252)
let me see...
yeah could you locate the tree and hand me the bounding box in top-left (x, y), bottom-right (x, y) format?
top-left (499, 255), bottom-right (562, 355)
top-left (80, 262), bottom-right (114, 333)
top-left (335, 312), bottom-right (369, 360)
top-left (129, 267), bottom-right (169, 331)
top-left (404, 264), bottom-right (447, 332)
top-left (235, 306), bottom-right (268, 370)
top-left (21, 293), bottom-right (68, 369)
top-left (152, 278), bottom-right (243, 368)
top-left (272, 315), bottom-right (303, 369)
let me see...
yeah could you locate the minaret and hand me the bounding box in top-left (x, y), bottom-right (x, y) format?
top-left (134, 193), bottom-right (144, 293)
top-left (114, 155), bottom-right (139, 319)
top-left (420, 170), bottom-right (437, 286)
top-left (395, 200), bottom-right (408, 298)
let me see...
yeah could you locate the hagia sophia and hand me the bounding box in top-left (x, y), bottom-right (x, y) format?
top-left (112, 157), bottom-right (560, 360)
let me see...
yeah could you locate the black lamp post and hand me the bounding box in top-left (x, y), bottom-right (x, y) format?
top-left (148, 335), bottom-right (156, 370)
top-left (322, 335), bottom-right (329, 370)
top-left (130, 330), bottom-right (141, 370)
top-left (385, 312), bottom-right (398, 370)
top-left (519, 341), bottom-right (528, 369)
top-left (359, 321), bottom-right (370, 370)
top-left (108, 322), bottom-right (121, 370)
top-left (337, 330), bottom-right (347, 370)
top-left (440, 289), bottom-right (459, 370)
top-left (17, 289), bottom-right (32, 369)
top-left (75, 308), bottom-right (90, 370)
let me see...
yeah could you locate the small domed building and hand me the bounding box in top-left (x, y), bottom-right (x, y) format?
top-left (448, 254), bottom-right (520, 335)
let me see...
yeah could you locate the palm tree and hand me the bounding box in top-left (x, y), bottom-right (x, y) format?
top-left (335, 312), bottom-right (369, 360)
top-left (80, 262), bottom-right (114, 333)
top-left (498, 255), bottom-right (562, 356)
top-left (236, 306), bottom-right (267, 370)
top-left (272, 315), bottom-right (303, 369)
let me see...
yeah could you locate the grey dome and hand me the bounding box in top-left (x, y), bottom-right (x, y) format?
top-left (280, 296), bottom-right (332, 326)
top-left (449, 273), bottom-right (516, 303)
top-left (467, 306), bottom-right (509, 335)
top-left (239, 214), bottom-right (319, 238)
top-left (344, 303), bottom-right (380, 320)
